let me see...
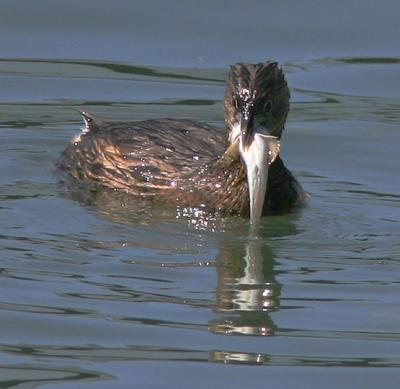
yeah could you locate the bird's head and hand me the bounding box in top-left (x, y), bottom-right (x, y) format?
top-left (224, 61), bottom-right (290, 231)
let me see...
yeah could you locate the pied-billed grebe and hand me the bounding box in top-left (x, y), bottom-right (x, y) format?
top-left (57, 61), bottom-right (305, 230)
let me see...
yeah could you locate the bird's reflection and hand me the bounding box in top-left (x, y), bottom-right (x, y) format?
top-left (209, 237), bottom-right (280, 337)
top-left (57, 180), bottom-right (233, 230)
top-left (58, 181), bottom-right (299, 365)
top-left (58, 180), bottom-right (174, 226)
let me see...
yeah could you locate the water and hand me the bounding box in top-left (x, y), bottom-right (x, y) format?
top-left (1, 1), bottom-right (400, 387)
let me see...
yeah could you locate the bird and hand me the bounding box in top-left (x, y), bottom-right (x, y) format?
top-left (57, 61), bottom-right (306, 231)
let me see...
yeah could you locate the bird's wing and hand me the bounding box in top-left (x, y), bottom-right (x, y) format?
top-left (58, 118), bottom-right (227, 195)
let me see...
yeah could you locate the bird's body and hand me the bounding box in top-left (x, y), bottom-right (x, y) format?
top-left (57, 61), bottom-right (306, 228)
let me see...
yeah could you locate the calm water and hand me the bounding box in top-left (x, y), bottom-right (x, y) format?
top-left (1, 1), bottom-right (400, 388)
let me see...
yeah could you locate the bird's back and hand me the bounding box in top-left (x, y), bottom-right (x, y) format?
top-left (57, 118), bottom-right (227, 197)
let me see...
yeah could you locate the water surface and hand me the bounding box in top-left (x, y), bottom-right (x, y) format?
top-left (1, 1), bottom-right (400, 388)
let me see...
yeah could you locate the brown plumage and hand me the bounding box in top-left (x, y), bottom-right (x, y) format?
top-left (57, 61), bottom-right (305, 223)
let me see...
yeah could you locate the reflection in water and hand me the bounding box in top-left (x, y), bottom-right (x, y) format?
top-left (210, 350), bottom-right (270, 365)
top-left (59, 178), bottom-right (287, 340)
top-left (58, 178), bottom-right (238, 231)
top-left (58, 179), bottom-right (160, 226)
top-left (209, 237), bottom-right (284, 365)
top-left (210, 238), bottom-right (280, 338)
top-left (59, 174), bottom-right (298, 367)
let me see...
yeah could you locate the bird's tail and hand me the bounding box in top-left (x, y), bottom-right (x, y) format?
top-left (72, 108), bottom-right (107, 132)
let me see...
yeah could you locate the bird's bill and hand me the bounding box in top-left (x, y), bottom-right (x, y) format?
top-left (240, 132), bottom-right (280, 233)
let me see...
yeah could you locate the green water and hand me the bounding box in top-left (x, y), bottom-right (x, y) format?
top-left (1, 1), bottom-right (400, 388)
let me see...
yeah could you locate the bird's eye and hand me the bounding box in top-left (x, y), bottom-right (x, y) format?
top-left (264, 100), bottom-right (272, 112)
